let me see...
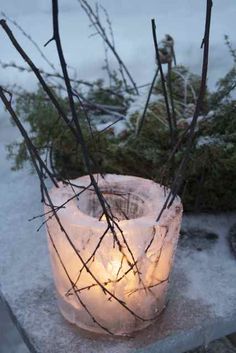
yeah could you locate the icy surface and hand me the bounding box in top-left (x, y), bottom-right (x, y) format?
top-left (0, 0), bottom-right (235, 95)
top-left (46, 175), bottom-right (182, 335)
top-left (0, 296), bottom-right (29, 353)
top-left (1, 112), bottom-right (236, 352)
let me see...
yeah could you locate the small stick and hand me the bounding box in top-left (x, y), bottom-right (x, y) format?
top-left (156, 0), bottom-right (213, 221)
top-left (151, 19), bottom-right (174, 147)
top-left (136, 68), bottom-right (159, 136)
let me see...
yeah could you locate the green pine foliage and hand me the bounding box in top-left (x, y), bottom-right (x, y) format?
top-left (6, 62), bottom-right (236, 212)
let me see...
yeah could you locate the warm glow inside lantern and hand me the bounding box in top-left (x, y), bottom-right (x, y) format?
top-left (45, 174), bottom-right (182, 335)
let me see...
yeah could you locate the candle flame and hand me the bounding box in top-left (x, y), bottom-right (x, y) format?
top-left (107, 260), bottom-right (121, 277)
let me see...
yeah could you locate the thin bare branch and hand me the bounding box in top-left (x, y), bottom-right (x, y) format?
top-left (136, 68), bottom-right (159, 136)
top-left (1, 11), bottom-right (56, 71)
top-left (156, 0), bottom-right (213, 221)
top-left (78, 0), bottom-right (139, 94)
top-left (151, 19), bottom-right (174, 146)
top-left (0, 87), bottom-right (58, 187)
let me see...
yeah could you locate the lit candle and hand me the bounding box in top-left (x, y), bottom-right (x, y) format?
top-left (45, 174), bottom-right (182, 335)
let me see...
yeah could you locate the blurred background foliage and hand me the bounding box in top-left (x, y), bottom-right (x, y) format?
top-left (5, 35), bottom-right (236, 213)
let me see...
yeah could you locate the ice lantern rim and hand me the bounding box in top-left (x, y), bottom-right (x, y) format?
top-left (49, 174), bottom-right (182, 231)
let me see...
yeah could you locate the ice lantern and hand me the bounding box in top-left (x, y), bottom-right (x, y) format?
top-left (45, 174), bottom-right (182, 336)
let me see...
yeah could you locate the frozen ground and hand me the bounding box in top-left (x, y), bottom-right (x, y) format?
top-left (0, 111), bottom-right (236, 352)
top-left (0, 298), bottom-right (29, 353)
top-left (0, 1), bottom-right (236, 346)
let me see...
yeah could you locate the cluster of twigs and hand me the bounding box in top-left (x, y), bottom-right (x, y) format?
top-left (78, 0), bottom-right (139, 94)
top-left (0, 10), bottom-right (130, 120)
top-left (0, 0), bottom-right (212, 334)
top-left (0, 0), bottom-right (151, 334)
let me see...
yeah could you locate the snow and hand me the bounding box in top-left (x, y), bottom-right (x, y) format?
top-left (179, 214), bottom-right (236, 319)
top-left (1, 111), bottom-right (236, 352)
top-left (196, 135), bottom-right (223, 147)
top-left (185, 110), bottom-right (215, 125)
top-left (96, 118), bottom-right (126, 136)
top-left (0, 0), bottom-right (235, 113)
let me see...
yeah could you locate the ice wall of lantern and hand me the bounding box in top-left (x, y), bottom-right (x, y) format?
top-left (45, 174), bottom-right (182, 335)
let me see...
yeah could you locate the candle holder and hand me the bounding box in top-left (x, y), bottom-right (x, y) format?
top-left (45, 174), bottom-right (182, 336)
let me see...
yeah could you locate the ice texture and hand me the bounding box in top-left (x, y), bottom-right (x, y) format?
top-left (45, 174), bottom-right (182, 335)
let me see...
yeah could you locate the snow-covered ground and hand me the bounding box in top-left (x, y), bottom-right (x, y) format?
top-left (1, 2), bottom-right (236, 351)
top-left (1, 110), bottom-right (236, 349)
top-left (0, 0), bottom-right (235, 105)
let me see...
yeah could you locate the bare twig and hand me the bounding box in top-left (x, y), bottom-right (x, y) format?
top-left (46, 225), bottom-right (113, 334)
top-left (46, 0), bottom-right (120, 231)
top-left (136, 68), bottom-right (159, 136)
top-left (151, 19), bottom-right (174, 147)
top-left (0, 1), bottom-right (213, 334)
top-left (0, 60), bottom-right (129, 103)
top-left (0, 87), bottom-right (58, 188)
top-left (167, 62), bottom-right (177, 130)
top-left (0, 18), bottom-right (113, 240)
top-left (72, 89), bottom-right (126, 119)
top-left (1, 88), bottom-right (154, 324)
top-left (78, 0), bottom-right (139, 94)
top-left (1, 12), bottom-right (56, 71)
top-left (156, 0), bottom-right (213, 221)
top-left (0, 20), bottom-right (79, 138)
